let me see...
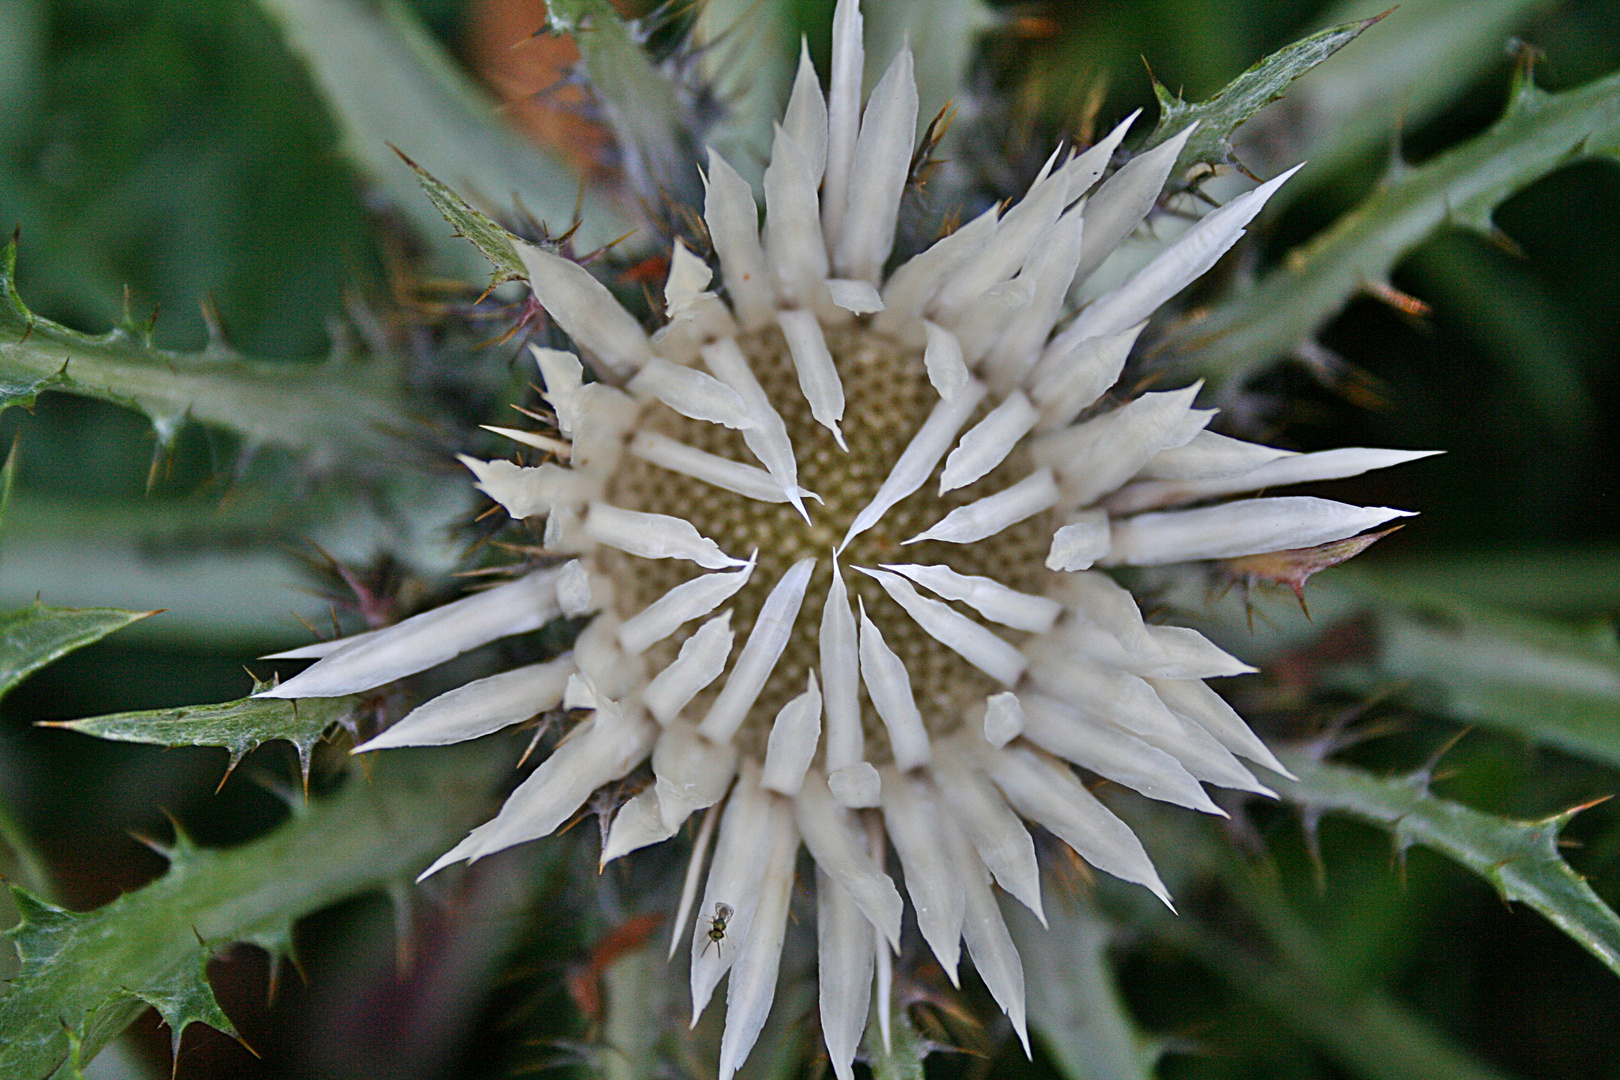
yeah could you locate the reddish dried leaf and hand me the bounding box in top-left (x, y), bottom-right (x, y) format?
top-left (1222, 525), bottom-right (1402, 611)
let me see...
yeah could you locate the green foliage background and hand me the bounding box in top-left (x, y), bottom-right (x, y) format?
top-left (0, 0), bottom-right (1616, 1077)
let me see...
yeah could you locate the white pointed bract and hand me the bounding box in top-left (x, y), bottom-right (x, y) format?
top-left (310, 9), bottom-right (1434, 1076)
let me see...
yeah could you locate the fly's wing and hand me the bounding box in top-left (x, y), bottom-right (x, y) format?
top-left (715, 902), bottom-right (735, 921)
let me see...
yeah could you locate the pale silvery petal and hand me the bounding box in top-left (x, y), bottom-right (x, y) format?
top-left (628, 357), bottom-right (758, 431)
top-left (670, 802), bottom-right (722, 959)
top-left (564, 384), bottom-right (640, 470)
top-left (796, 771), bottom-right (904, 949)
top-left (1033, 385), bottom-right (1213, 507)
top-left (858, 601), bottom-right (932, 770)
top-left (1053, 109), bottom-right (1140, 201)
top-left (870, 815), bottom-right (895, 1053)
top-left (1029, 322), bottom-right (1146, 433)
top-left (515, 241), bottom-right (652, 378)
top-left (982, 691), bottom-right (1025, 748)
top-left (617, 558), bottom-right (754, 656)
top-left (422, 708), bottom-right (656, 879)
top-left (777, 308), bottom-right (847, 446)
top-left (1063, 164), bottom-right (1303, 346)
top-left (875, 208), bottom-right (997, 339)
top-left (828, 762), bottom-right (881, 808)
top-left (260, 569), bottom-right (564, 699)
top-left (1106, 447), bottom-right (1443, 514)
top-left (931, 737), bottom-right (1045, 923)
top-left (933, 166), bottom-right (1069, 313)
top-left (664, 238), bottom-right (714, 315)
top-left (1024, 645), bottom-right (1190, 739)
top-left (973, 741), bottom-right (1173, 907)
top-left (832, 45), bottom-right (916, 283)
top-left (764, 125), bottom-right (830, 307)
top-left (825, 278), bottom-right (884, 313)
top-left (643, 610), bottom-right (736, 724)
top-left (630, 432), bottom-right (798, 504)
top-left (922, 320), bottom-right (971, 402)
top-left (940, 391), bottom-right (1040, 493)
top-left (841, 379), bottom-right (986, 550)
top-left (941, 809), bottom-right (1029, 1054)
top-left (705, 149), bottom-right (774, 331)
top-left (702, 337), bottom-right (806, 515)
top-left (699, 559), bottom-right (816, 743)
top-left (1051, 571), bottom-right (1158, 654)
top-left (652, 291), bottom-right (738, 362)
top-left (857, 567), bottom-right (1026, 686)
top-left (601, 787), bottom-right (678, 866)
top-left (585, 503), bottom-right (748, 570)
top-left (654, 718), bottom-right (741, 831)
top-left (1105, 496), bottom-right (1416, 565)
top-left (458, 457), bottom-right (596, 520)
top-left (691, 761), bottom-right (772, 1017)
top-left (820, 560), bottom-right (865, 774)
top-left (529, 345), bottom-right (584, 435)
top-left (815, 868), bottom-right (874, 1080)
top-left (761, 672), bottom-right (823, 795)
top-left (717, 793), bottom-right (798, 1080)
top-left (1147, 710), bottom-right (1275, 797)
top-left (556, 560), bottom-right (593, 616)
top-left (821, 0), bottom-right (864, 253)
top-left (905, 468), bottom-right (1058, 546)
top-left (878, 563), bottom-right (1059, 633)
top-left (880, 767), bottom-right (965, 982)
top-left (1148, 677), bottom-right (1295, 778)
top-left (1016, 692), bottom-right (1224, 815)
top-left (262, 628), bottom-right (380, 661)
top-left (1046, 511), bottom-right (1112, 571)
top-left (947, 279), bottom-right (1032, 364)
top-left (782, 40), bottom-right (829, 180)
top-left (1136, 429), bottom-right (1295, 481)
top-left (355, 655), bottom-right (573, 751)
top-left (1067, 123), bottom-right (1198, 289)
top-left (1143, 624), bottom-right (1257, 678)
top-left (982, 208), bottom-right (1085, 387)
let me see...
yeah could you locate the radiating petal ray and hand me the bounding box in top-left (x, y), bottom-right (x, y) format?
top-left (841, 380), bottom-right (986, 550)
top-left (856, 567), bottom-right (1026, 686)
top-left (905, 468), bottom-right (1058, 546)
top-left (617, 557), bottom-right (755, 655)
top-left (699, 559), bottom-right (817, 743)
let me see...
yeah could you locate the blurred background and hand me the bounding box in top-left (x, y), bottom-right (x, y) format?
top-left (0, 0), bottom-right (1616, 1077)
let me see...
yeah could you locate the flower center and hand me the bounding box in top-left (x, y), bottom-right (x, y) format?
top-left (607, 324), bottom-right (1055, 759)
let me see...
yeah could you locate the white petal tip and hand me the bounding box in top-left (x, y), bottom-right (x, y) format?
top-left (826, 278), bottom-right (885, 314)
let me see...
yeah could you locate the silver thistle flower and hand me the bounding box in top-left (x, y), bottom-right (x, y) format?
top-left (260, 2), bottom-right (1434, 1075)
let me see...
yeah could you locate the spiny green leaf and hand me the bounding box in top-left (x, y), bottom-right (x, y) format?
top-left (1177, 64), bottom-right (1620, 389)
top-left (0, 742), bottom-right (511, 1077)
top-left (1141, 15), bottom-right (1383, 184)
top-left (1275, 751), bottom-right (1620, 978)
top-left (0, 239), bottom-right (409, 463)
top-left (547, 0), bottom-right (701, 210)
top-left (0, 368), bottom-right (66, 414)
top-left (0, 601), bottom-right (153, 701)
top-left (1004, 891), bottom-right (1155, 1080)
top-left (1325, 580), bottom-right (1620, 769)
top-left (46, 692), bottom-right (365, 779)
top-left (400, 150), bottom-right (527, 287)
top-left (1246, 0), bottom-right (1560, 194)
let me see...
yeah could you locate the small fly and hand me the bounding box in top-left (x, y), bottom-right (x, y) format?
top-left (702, 902), bottom-right (734, 956)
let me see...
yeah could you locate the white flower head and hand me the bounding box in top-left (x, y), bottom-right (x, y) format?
top-left (262, 3), bottom-right (1434, 1074)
